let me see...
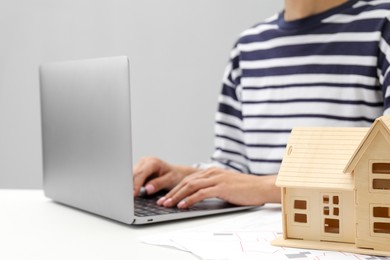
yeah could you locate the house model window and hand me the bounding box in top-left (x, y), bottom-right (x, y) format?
top-left (371, 162), bottom-right (390, 191)
top-left (372, 205), bottom-right (390, 235)
top-left (293, 199), bottom-right (308, 224)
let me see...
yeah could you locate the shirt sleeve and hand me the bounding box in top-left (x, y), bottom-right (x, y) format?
top-left (378, 15), bottom-right (390, 115)
top-left (196, 43), bottom-right (251, 173)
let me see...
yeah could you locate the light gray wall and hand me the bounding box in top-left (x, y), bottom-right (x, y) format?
top-left (0, 0), bottom-right (283, 189)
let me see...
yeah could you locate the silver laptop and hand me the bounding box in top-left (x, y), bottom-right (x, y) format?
top-left (39, 56), bottom-right (256, 225)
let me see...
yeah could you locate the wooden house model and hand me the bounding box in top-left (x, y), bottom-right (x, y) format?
top-left (272, 116), bottom-right (390, 256)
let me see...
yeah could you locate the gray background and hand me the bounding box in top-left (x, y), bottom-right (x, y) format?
top-left (0, 0), bottom-right (283, 189)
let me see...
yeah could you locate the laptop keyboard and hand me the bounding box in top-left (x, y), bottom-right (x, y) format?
top-left (134, 195), bottom-right (202, 217)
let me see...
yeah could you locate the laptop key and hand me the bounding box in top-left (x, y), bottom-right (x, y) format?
top-left (134, 196), bottom-right (202, 216)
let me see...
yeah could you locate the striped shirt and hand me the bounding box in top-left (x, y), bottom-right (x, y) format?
top-left (207, 0), bottom-right (390, 175)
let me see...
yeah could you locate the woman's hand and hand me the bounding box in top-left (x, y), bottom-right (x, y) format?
top-left (133, 157), bottom-right (196, 197)
top-left (156, 167), bottom-right (281, 208)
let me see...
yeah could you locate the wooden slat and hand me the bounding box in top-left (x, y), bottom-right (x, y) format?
top-left (277, 126), bottom-right (367, 188)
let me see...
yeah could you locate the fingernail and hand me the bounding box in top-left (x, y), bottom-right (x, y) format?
top-left (138, 187), bottom-right (147, 197)
top-left (145, 184), bottom-right (155, 194)
top-left (163, 198), bottom-right (173, 207)
top-left (157, 197), bottom-right (166, 205)
top-left (177, 200), bottom-right (187, 209)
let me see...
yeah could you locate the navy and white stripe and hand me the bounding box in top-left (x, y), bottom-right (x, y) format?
top-left (207, 0), bottom-right (390, 175)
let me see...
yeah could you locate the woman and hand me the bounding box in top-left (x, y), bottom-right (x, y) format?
top-left (133, 0), bottom-right (390, 208)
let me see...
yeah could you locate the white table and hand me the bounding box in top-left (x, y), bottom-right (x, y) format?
top-left (0, 189), bottom-right (262, 260)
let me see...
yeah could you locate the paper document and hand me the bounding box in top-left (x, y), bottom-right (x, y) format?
top-left (140, 204), bottom-right (390, 260)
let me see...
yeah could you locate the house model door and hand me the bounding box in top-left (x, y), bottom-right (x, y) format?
top-left (321, 193), bottom-right (341, 235)
top-left (319, 191), bottom-right (355, 243)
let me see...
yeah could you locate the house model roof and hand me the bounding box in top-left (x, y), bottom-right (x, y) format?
top-left (276, 127), bottom-right (368, 190)
top-left (344, 116), bottom-right (390, 173)
top-left (276, 116), bottom-right (390, 190)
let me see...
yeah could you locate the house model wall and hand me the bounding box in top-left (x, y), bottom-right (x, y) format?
top-left (272, 116), bottom-right (390, 256)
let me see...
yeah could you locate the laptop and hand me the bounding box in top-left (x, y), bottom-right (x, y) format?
top-left (39, 56), bottom-right (257, 225)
